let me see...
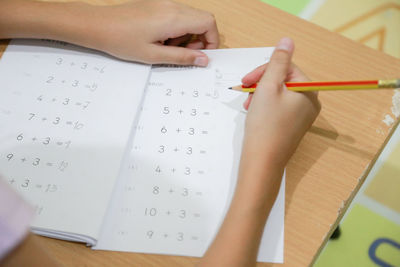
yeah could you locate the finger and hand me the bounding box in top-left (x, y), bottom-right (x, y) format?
top-left (176, 11), bottom-right (219, 49)
top-left (286, 64), bottom-right (309, 82)
top-left (197, 32), bottom-right (219, 49)
top-left (200, 14), bottom-right (219, 49)
top-left (241, 64), bottom-right (268, 87)
top-left (164, 8), bottom-right (219, 49)
top-left (197, 34), bottom-right (208, 49)
top-left (259, 37), bottom-right (294, 89)
top-left (203, 30), bottom-right (219, 49)
top-left (286, 64), bottom-right (318, 97)
top-left (147, 44), bottom-right (208, 66)
top-left (186, 40), bottom-right (205, 49)
top-left (243, 93), bottom-right (253, 110)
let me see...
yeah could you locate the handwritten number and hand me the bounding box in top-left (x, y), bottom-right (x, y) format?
top-left (33, 158), bottom-right (40, 166)
top-left (28, 113), bottom-right (35, 120)
top-left (177, 232), bottom-right (184, 241)
top-left (155, 166), bottom-right (161, 173)
top-left (58, 161), bottom-right (68, 172)
top-left (53, 117), bottom-right (60, 125)
top-left (43, 137), bottom-right (50, 145)
top-left (17, 134), bottom-right (23, 141)
top-left (185, 167), bottom-right (191, 175)
top-left (182, 188), bottom-right (188, 196)
top-left (21, 179), bottom-right (30, 188)
top-left (153, 186), bottom-right (159, 195)
top-left (82, 101), bottom-right (91, 109)
top-left (163, 107), bottom-right (170, 114)
top-left (147, 231), bottom-right (154, 239)
top-left (46, 76), bottom-right (54, 83)
top-left (179, 210), bottom-right (186, 219)
top-left (145, 208), bottom-right (157, 216)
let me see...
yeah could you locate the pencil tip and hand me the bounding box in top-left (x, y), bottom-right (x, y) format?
top-left (228, 87), bottom-right (232, 89)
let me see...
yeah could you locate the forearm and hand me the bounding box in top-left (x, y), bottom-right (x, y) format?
top-left (200, 138), bottom-right (285, 267)
top-left (0, 0), bottom-right (96, 46)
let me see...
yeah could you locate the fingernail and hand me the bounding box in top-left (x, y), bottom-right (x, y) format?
top-left (194, 56), bottom-right (208, 67)
top-left (276, 37), bottom-right (293, 52)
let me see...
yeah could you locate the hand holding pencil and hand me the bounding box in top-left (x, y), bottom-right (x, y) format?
top-left (241, 37), bottom-right (320, 163)
top-left (201, 37), bottom-right (321, 266)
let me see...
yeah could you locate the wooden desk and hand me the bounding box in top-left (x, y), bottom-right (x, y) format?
top-left (2, 0), bottom-right (400, 266)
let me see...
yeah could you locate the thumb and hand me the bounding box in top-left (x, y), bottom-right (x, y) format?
top-left (259, 37), bottom-right (294, 88)
top-left (148, 44), bottom-right (209, 66)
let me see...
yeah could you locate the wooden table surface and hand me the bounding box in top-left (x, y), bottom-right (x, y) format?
top-left (2, 0), bottom-right (400, 266)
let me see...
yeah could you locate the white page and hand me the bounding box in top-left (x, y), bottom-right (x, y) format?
top-left (96, 48), bottom-right (284, 262)
top-left (0, 39), bottom-right (151, 242)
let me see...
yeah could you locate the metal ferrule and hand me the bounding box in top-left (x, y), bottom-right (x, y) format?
top-left (378, 79), bottom-right (400, 88)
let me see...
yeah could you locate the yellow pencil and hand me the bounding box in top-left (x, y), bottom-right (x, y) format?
top-left (229, 79), bottom-right (400, 92)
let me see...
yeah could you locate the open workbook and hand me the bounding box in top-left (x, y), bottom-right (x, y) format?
top-left (0, 39), bottom-right (284, 262)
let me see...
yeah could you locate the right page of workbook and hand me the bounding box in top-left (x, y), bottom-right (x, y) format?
top-left (95, 48), bottom-right (285, 263)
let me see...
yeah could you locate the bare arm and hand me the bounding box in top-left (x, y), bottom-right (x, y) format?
top-left (200, 38), bottom-right (321, 266)
top-left (0, 0), bottom-right (92, 43)
top-left (0, 0), bottom-right (219, 65)
top-left (200, 156), bottom-right (285, 266)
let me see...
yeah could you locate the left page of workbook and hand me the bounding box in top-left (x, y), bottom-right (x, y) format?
top-left (0, 39), bottom-right (151, 244)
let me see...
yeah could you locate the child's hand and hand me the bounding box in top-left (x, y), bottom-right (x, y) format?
top-left (86, 0), bottom-right (219, 66)
top-left (241, 37), bottom-right (320, 167)
top-left (200, 39), bottom-right (319, 266)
